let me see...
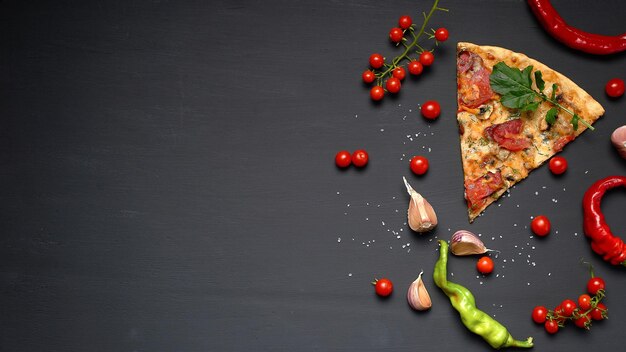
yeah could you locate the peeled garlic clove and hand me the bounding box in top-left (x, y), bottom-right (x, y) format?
top-left (450, 230), bottom-right (491, 256)
top-left (403, 177), bottom-right (438, 233)
top-left (407, 271), bottom-right (432, 311)
top-left (611, 125), bottom-right (626, 159)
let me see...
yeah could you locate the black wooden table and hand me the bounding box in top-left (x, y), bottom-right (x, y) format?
top-left (1, 0), bottom-right (625, 351)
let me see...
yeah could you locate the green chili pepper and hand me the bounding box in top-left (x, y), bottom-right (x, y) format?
top-left (433, 240), bottom-right (533, 349)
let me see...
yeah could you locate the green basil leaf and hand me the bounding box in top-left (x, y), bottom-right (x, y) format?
top-left (550, 83), bottom-right (558, 101)
top-left (545, 107), bottom-right (558, 125)
top-left (534, 71), bottom-right (545, 92)
top-left (522, 66), bottom-right (534, 87)
top-left (500, 90), bottom-right (536, 109)
top-left (522, 101), bottom-right (540, 111)
top-left (571, 114), bottom-right (579, 131)
top-left (489, 62), bottom-right (533, 95)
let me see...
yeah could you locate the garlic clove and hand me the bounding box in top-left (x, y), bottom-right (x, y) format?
top-left (450, 230), bottom-right (492, 256)
top-left (611, 125), bottom-right (626, 159)
top-left (403, 177), bottom-right (438, 233)
top-left (407, 271), bottom-right (432, 311)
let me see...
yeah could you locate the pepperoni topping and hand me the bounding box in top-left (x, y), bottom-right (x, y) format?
top-left (457, 51), bottom-right (473, 73)
top-left (553, 135), bottom-right (574, 152)
top-left (457, 51), bottom-right (494, 108)
top-left (484, 119), bottom-right (531, 151)
top-left (465, 171), bottom-right (504, 210)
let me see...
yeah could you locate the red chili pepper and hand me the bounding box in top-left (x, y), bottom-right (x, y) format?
top-left (527, 0), bottom-right (626, 55)
top-left (583, 176), bottom-right (626, 266)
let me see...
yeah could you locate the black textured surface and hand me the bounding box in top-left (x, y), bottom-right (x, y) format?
top-left (0, 0), bottom-right (625, 351)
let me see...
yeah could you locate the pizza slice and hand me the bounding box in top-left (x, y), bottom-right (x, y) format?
top-left (456, 42), bottom-right (605, 222)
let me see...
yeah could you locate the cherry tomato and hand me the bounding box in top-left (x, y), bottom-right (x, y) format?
top-left (335, 150), bottom-right (351, 168)
top-left (398, 15), bottom-right (412, 30)
top-left (590, 303), bottom-right (607, 320)
top-left (605, 78), bottom-right (625, 98)
top-left (587, 277), bottom-right (605, 295)
top-left (532, 306), bottom-right (548, 324)
top-left (370, 86), bottom-right (384, 101)
top-left (392, 67), bottom-right (406, 81)
top-left (549, 156), bottom-right (568, 175)
top-left (419, 51), bottom-right (434, 66)
top-left (362, 70), bottom-right (375, 84)
top-left (531, 215), bottom-right (551, 237)
top-left (578, 294), bottom-right (592, 311)
top-left (553, 305), bottom-right (565, 323)
top-left (369, 53), bottom-right (384, 69)
top-left (544, 320), bottom-right (559, 334)
top-left (408, 60), bottom-right (423, 76)
top-left (574, 315), bottom-right (591, 329)
top-left (410, 156), bottom-right (429, 175)
top-left (374, 278), bottom-right (393, 297)
top-left (421, 100), bottom-right (441, 120)
top-left (560, 299), bottom-right (577, 317)
top-left (434, 27), bottom-right (449, 42)
top-left (389, 27), bottom-right (404, 43)
top-left (476, 256), bottom-right (494, 274)
top-left (352, 149), bottom-right (369, 167)
top-left (385, 77), bottom-right (401, 94)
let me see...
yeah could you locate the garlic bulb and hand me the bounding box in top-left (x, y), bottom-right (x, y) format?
top-left (450, 230), bottom-right (494, 256)
top-left (611, 125), bottom-right (626, 159)
top-left (403, 177), bottom-right (437, 233)
top-left (407, 271), bottom-right (432, 311)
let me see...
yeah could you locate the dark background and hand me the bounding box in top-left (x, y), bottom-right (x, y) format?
top-left (0, 0), bottom-right (625, 351)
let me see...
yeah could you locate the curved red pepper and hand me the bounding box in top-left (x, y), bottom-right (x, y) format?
top-left (527, 0), bottom-right (626, 55)
top-left (583, 176), bottom-right (626, 266)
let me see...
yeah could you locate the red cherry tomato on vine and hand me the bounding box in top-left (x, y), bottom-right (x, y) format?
top-left (532, 306), bottom-right (548, 324)
top-left (560, 299), bottom-right (577, 317)
top-left (421, 100), bottom-right (440, 120)
top-left (544, 320), bottom-right (559, 334)
top-left (386, 77), bottom-right (401, 94)
top-left (531, 215), bottom-right (551, 237)
top-left (587, 277), bottom-right (605, 295)
top-left (335, 151), bottom-right (351, 168)
top-left (398, 15), bottom-right (412, 30)
top-left (392, 67), bottom-right (406, 81)
top-left (370, 86), bottom-right (384, 101)
top-left (408, 60), bottom-right (423, 76)
top-left (590, 303), bottom-right (607, 320)
top-left (434, 27), bottom-right (449, 42)
top-left (549, 156), bottom-right (568, 175)
top-left (369, 53), bottom-right (384, 69)
top-left (373, 278), bottom-right (393, 297)
top-left (410, 156), bottom-right (429, 175)
top-left (419, 51), bottom-right (434, 66)
top-left (574, 315), bottom-right (591, 329)
top-left (352, 149), bottom-right (369, 167)
top-left (605, 78), bottom-right (625, 98)
top-left (362, 70), bottom-right (375, 84)
top-left (578, 294), bottom-right (592, 311)
top-left (476, 256), bottom-right (494, 274)
top-left (389, 27), bottom-right (404, 43)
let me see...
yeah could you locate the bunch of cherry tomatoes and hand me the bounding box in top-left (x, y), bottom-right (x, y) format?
top-left (362, 14), bottom-right (449, 101)
top-left (532, 271), bottom-right (607, 333)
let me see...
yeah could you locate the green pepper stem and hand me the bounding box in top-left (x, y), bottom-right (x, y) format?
top-left (504, 336), bottom-right (534, 348)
